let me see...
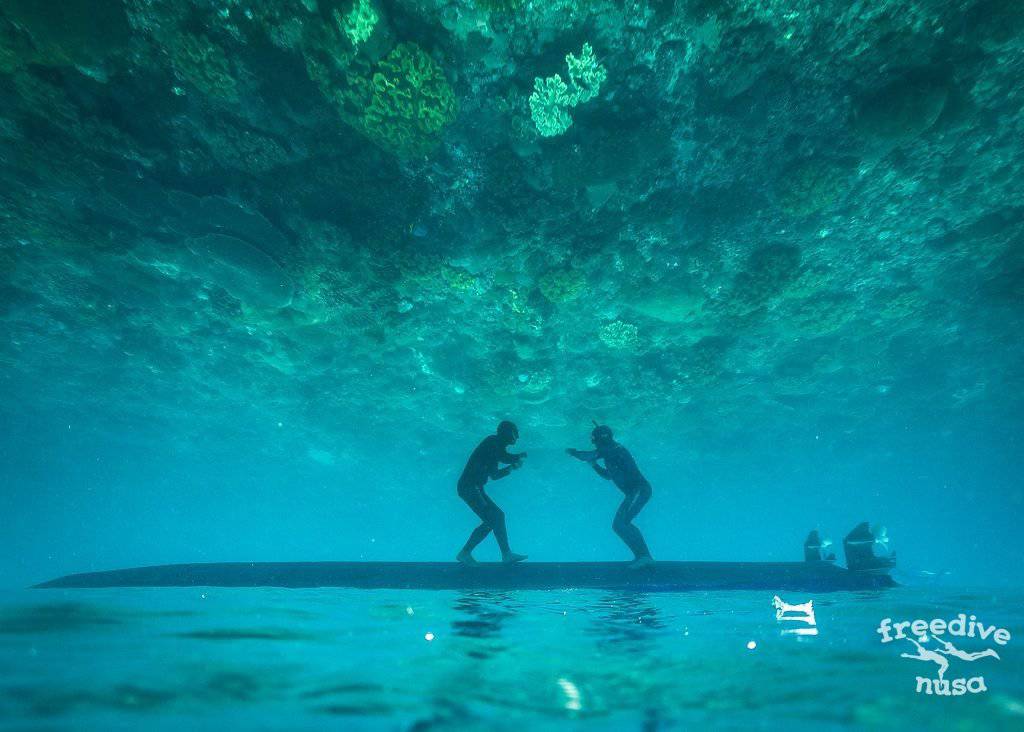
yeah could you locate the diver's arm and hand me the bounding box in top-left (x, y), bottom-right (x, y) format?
top-left (591, 462), bottom-right (611, 480)
top-left (489, 466), bottom-right (513, 480)
top-left (498, 448), bottom-right (527, 465)
top-left (566, 448), bottom-right (599, 462)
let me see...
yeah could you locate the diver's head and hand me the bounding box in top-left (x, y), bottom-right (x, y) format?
top-left (496, 420), bottom-right (519, 445)
top-left (591, 424), bottom-right (614, 447)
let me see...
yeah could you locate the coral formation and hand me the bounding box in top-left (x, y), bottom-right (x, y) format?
top-left (338, 0), bottom-right (380, 47)
top-left (529, 75), bottom-right (574, 137)
top-left (0, 0), bottom-right (1020, 459)
top-left (362, 43), bottom-right (458, 158)
top-left (529, 43), bottom-right (607, 137)
top-left (599, 320), bottom-right (640, 350)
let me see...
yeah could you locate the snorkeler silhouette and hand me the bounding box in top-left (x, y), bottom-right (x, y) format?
top-left (900, 638), bottom-right (950, 680)
top-left (934, 638), bottom-right (1001, 662)
top-left (456, 421), bottom-right (528, 565)
top-left (567, 423), bottom-right (655, 569)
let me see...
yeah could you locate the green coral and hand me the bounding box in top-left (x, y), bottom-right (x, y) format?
top-left (529, 43), bottom-right (607, 137)
top-left (565, 43), bottom-right (606, 104)
top-left (539, 267), bottom-right (586, 302)
top-left (530, 76), bottom-right (574, 137)
top-left (337, 0), bottom-right (379, 47)
top-left (361, 43), bottom-right (457, 158)
top-left (300, 12), bottom-right (455, 158)
top-left (599, 320), bottom-right (640, 350)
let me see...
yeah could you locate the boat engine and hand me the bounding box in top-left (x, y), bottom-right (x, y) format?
top-left (843, 521), bottom-right (896, 573)
top-left (803, 530), bottom-right (836, 562)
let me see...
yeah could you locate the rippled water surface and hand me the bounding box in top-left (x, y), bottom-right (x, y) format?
top-left (1, 586), bottom-right (1021, 730)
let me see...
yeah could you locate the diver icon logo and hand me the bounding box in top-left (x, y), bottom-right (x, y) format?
top-left (877, 614), bottom-right (1010, 696)
top-left (773, 595), bottom-right (818, 636)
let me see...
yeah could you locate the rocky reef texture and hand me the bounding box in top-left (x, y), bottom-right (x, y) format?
top-left (0, 1), bottom-right (1022, 458)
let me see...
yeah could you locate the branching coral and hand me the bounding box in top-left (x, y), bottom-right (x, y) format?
top-left (529, 43), bottom-right (607, 137)
top-left (337, 0), bottom-right (380, 47)
top-left (599, 320), bottom-right (640, 350)
top-left (565, 43), bottom-right (606, 104)
top-left (529, 76), bottom-right (574, 137)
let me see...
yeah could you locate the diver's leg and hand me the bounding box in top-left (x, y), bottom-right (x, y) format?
top-left (479, 493), bottom-right (513, 558)
top-left (457, 485), bottom-right (492, 563)
top-left (459, 488), bottom-right (525, 562)
top-left (481, 493), bottom-right (526, 563)
top-left (627, 488), bottom-right (654, 563)
top-left (612, 492), bottom-right (653, 560)
top-left (612, 497), bottom-right (641, 557)
top-left (460, 523), bottom-right (492, 555)
top-left (624, 486), bottom-right (651, 522)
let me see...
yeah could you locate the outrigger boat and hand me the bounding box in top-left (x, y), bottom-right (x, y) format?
top-left (36, 523), bottom-right (896, 592)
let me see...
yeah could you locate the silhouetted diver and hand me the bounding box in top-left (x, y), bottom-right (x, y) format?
top-left (901, 638), bottom-right (950, 680)
top-left (567, 424), bottom-right (655, 569)
top-left (934, 638), bottom-right (1000, 662)
top-left (456, 421), bottom-right (528, 565)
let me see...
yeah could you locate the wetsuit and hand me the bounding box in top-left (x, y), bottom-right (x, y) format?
top-left (458, 435), bottom-right (523, 556)
top-left (569, 442), bottom-right (652, 559)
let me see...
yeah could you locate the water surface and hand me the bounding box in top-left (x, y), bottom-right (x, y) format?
top-left (1, 586), bottom-right (1020, 730)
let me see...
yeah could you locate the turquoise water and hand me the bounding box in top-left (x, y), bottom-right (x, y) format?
top-left (3, 0), bottom-right (1024, 729)
top-left (2, 587), bottom-right (1021, 729)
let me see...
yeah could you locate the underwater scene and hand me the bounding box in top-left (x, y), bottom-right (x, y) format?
top-left (1, 0), bottom-right (1022, 729)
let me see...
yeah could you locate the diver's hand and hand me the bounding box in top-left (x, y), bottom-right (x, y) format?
top-left (566, 448), bottom-right (579, 458)
top-left (511, 460), bottom-right (523, 471)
